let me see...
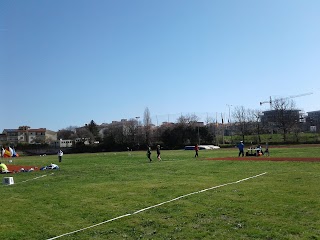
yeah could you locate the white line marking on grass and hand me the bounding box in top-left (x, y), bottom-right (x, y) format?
top-left (19, 173), bottom-right (54, 184)
top-left (47, 172), bottom-right (267, 240)
top-left (3, 173), bottom-right (54, 187)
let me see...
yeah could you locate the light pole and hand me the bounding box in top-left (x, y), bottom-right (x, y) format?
top-left (226, 104), bottom-right (233, 143)
top-left (226, 104), bottom-right (233, 123)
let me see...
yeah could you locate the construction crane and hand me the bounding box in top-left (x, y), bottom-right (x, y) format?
top-left (260, 92), bottom-right (313, 108)
top-left (259, 96), bottom-right (272, 106)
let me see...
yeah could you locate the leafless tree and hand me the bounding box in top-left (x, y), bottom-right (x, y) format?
top-left (57, 129), bottom-right (74, 140)
top-left (272, 98), bottom-right (298, 142)
top-left (125, 118), bottom-right (138, 147)
top-left (64, 126), bottom-right (78, 132)
top-left (177, 113), bottom-right (199, 125)
top-left (76, 128), bottom-right (95, 142)
top-left (232, 106), bottom-right (250, 142)
top-left (143, 107), bottom-right (152, 145)
top-left (205, 115), bottom-right (215, 125)
top-left (247, 109), bottom-right (263, 143)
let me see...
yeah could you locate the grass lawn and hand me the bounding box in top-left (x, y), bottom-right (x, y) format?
top-left (1, 146), bottom-right (320, 239)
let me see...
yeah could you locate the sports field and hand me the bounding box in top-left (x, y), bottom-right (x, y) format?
top-left (1, 145), bottom-right (320, 240)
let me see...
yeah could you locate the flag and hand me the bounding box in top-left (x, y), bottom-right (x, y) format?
top-left (9, 147), bottom-right (14, 156)
top-left (3, 148), bottom-right (12, 158)
top-left (221, 113), bottom-right (224, 124)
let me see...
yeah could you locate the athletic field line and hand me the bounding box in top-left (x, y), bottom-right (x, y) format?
top-left (2, 173), bottom-right (54, 187)
top-left (47, 172), bottom-right (267, 240)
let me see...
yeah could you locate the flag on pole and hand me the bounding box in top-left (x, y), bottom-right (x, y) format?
top-left (221, 113), bottom-right (224, 124)
top-left (9, 147), bottom-right (14, 156)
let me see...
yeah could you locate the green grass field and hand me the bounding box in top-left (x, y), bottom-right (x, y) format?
top-left (1, 146), bottom-right (320, 240)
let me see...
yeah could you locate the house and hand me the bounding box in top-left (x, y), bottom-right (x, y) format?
top-left (53, 139), bottom-right (73, 148)
top-left (1, 126), bottom-right (57, 145)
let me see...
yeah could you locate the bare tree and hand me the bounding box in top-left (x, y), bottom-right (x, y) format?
top-left (232, 106), bottom-right (249, 142)
top-left (125, 118), bottom-right (138, 147)
top-left (143, 107), bottom-right (152, 145)
top-left (272, 98), bottom-right (298, 142)
top-left (57, 129), bottom-right (74, 140)
top-left (64, 126), bottom-right (78, 132)
top-left (177, 113), bottom-right (199, 125)
top-left (205, 115), bottom-right (215, 125)
top-left (76, 128), bottom-right (95, 142)
top-left (247, 109), bottom-right (263, 143)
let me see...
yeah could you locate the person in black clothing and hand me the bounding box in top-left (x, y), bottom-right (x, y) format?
top-left (146, 146), bottom-right (152, 162)
top-left (237, 141), bottom-right (244, 157)
top-left (156, 145), bottom-right (162, 161)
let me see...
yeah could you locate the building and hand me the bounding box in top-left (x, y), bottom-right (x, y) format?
top-left (1, 126), bottom-right (57, 145)
top-left (260, 109), bottom-right (301, 125)
top-left (53, 139), bottom-right (74, 148)
top-left (306, 110), bottom-right (320, 132)
top-left (306, 110), bottom-right (320, 123)
top-left (0, 134), bottom-right (7, 143)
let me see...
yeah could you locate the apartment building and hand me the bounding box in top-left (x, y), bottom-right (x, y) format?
top-left (1, 126), bottom-right (57, 145)
top-left (306, 110), bottom-right (320, 132)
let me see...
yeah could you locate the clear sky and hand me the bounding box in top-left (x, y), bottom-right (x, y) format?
top-left (1, 0), bottom-right (319, 131)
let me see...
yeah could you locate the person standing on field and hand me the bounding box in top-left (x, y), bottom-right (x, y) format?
top-left (237, 141), bottom-right (245, 157)
top-left (194, 144), bottom-right (199, 158)
top-left (146, 146), bottom-right (152, 162)
top-left (58, 149), bottom-right (63, 162)
top-left (156, 145), bottom-right (161, 161)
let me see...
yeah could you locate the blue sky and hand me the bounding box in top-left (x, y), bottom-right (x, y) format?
top-left (1, 0), bottom-right (319, 131)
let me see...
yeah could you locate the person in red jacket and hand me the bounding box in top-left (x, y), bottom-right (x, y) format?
top-left (194, 144), bottom-right (199, 158)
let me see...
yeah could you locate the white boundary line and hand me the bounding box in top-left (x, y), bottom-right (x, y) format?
top-left (2, 173), bottom-right (54, 187)
top-left (19, 173), bottom-right (54, 184)
top-left (47, 172), bottom-right (267, 240)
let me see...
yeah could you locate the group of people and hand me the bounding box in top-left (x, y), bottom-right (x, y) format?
top-left (237, 141), bottom-right (270, 157)
top-left (40, 150), bottom-right (63, 170)
top-left (147, 144), bottom-right (201, 162)
top-left (146, 145), bottom-right (162, 162)
top-left (0, 149), bottom-right (63, 174)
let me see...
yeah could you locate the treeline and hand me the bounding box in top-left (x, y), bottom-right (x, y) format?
top-left (57, 105), bottom-right (320, 153)
top-left (14, 100), bottom-right (320, 154)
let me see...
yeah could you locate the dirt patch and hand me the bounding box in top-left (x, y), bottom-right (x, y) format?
top-left (5, 165), bottom-right (41, 173)
top-left (205, 157), bottom-right (320, 162)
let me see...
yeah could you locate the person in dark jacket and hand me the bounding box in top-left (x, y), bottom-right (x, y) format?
top-left (237, 141), bottom-right (244, 157)
top-left (156, 145), bottom-right (162, 161)
top-left (146, 146), bottom-right (152, 162)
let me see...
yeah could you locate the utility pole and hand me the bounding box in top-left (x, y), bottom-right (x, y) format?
top-left (226, 104), bottom-right (233, 123)
top-left (226, 104), bottom-right (233, 143)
